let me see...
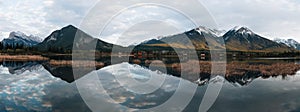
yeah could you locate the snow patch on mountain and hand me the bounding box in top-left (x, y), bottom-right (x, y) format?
top-left (231, 26), bottom-right (254, 35)
top-left (274, 38), bottom-right (300, 49)
top-left (224, 26), bottom-right (255, 43)
top-left (195, 26), bottom-right (225, 37)
top-left (9, 31), bottom-right (42, 42)
top-left (47, 35), bottom-right (57, 42)
top-left (2, 31), bottom-right (42, 47)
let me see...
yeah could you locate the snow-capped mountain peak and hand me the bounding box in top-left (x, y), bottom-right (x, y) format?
top-left (9, 31), bottom-right (26, 38)
top-left (28, 34), bottom-right (43, 42)
top-left (231, 26), bottom-right (254, 35)
top-left (224, 26), bottom-right (256, 41)
top-left (195, 26), bottom-right (225, 37)
top-left (9, 31), bottom-right (43, 42)
top-left (2, 31), bottom-right (42, 47)
top-left (274, 38), bottom-right (300, 50)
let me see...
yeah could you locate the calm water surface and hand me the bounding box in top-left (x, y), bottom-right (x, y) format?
top-left (0, 59), bottom-right (299, 112)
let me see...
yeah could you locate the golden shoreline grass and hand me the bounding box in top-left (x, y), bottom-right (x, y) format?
top-left (17, 58), bottom-right (300, 77)
top-left (171, 61), bottom-right (300, 77)
top-left (49, 60), bottom-right (105, 68)
top-left (0, 54), bottom-right (299, 77)
top-left (0, 55), bottom-right (49, 61)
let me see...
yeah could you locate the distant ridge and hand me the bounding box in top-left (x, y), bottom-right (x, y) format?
top-left (136, 26), bottom-right (225, 51)
top-left (2, 31), bottom-right (42, 47)
top-left (36, 25), bottom-right (122, 53)
top-left (0, 25), bottom-right (297, 53)
top-left (274, 38), bottom-right (300, 50)
top-left (223, 26), bottom-right (294, 52)
top-left (136, 26), bottom-right (295, 52)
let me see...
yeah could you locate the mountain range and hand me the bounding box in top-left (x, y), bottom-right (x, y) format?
top-left (274, 38), bottom-right (300, 50)
top-left (223, 26), bottom-right (293, 52)
top-left (0, 25), bottom-right (299, 53)
top-left (136, 26), bottom-right (224, 51)
top-left (2, 31), bottom-right (42, 48)
top-left (139, 26), bottom-right (296, 52)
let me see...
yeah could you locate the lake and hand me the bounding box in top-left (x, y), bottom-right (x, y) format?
top-left (0, 58), bottom-right (300, 112)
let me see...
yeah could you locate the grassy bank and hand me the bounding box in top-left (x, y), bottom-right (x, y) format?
top-left (170, 61), bottom-right (300, 77)
top-left (0, 54), bottom-right (49, 61)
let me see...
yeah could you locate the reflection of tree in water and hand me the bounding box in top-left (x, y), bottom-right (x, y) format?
top-left (1, 59), bottom-right (300, 111)
top-left (0, 61), bottom-right (44, 74)
top-left (1, 59), bottom-right (300, 87)
top-left (139, 60), bottom-right (300, 86)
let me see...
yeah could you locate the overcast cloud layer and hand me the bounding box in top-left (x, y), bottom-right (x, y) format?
top-left (0, 0), bottom-right (300, 45)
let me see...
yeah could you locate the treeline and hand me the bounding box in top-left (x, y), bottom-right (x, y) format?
top-left (0, 42), bottom-right (72, 54)
top-left (0, 42), bottom-right (36, 54)
top-left (227, 51), bottom-right (300, 58)
top-left (47, 46), bottom-right (72, 54)
top-left (0, 40), bottom-right (299, 58)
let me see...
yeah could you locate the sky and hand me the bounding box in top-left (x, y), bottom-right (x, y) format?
top-left (0, 0), bottom-right (300, 46)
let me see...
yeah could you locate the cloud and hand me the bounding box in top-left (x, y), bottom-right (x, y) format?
top-left (77, 0), bottom-right (217, 46)
top-left (112, 21), bottom-right (180, 46)
top-left (201, 0), bottom-right (300, 42)
top-left (96, 4), bottom-right (203, 46)
top-left (0, 0), bottom-right (98, 40)
top-left (0, 0), bottom-right (300, 44)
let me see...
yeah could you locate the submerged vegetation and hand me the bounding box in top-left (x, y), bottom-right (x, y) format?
top-left (171, 60), bottom-right (300, 77)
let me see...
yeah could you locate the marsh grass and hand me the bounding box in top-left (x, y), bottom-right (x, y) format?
top-left (49, 60), bottom-right (105, 68)
top-left (0, 55), bottom-right (49, 61)
top-left (171, 61), bottom-right (300, 77)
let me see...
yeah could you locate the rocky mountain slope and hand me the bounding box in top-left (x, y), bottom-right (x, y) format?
top-left (2, 31), bottom-right (42, 48)
top-left (36, 25), bottom-right (123, 53)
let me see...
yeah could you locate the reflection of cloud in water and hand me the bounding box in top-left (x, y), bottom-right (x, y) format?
top-left (83, 63), bottom-right (178, 108)
top-left (0, 65), bottom-right (90, 112)
top-left (0, 65), bottom-right (10, 74)
top-left (76, 63), bottom-right (203, 111)
top-left (0, 65), bottom-right (60, 111)
top-left (210, 74), bottom-right (300, 112)
top-left (2, 61), bottom-right (298, 111)
top-left (0, 62), bottom-right (203, 111)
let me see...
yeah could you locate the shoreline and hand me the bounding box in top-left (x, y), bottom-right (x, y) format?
top-left (0, 55), bottom-right (49, 61)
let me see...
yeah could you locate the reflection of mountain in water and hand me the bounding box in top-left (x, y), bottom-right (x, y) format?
top-left (0, 62), bottom-right (91, 112)
top-left (0, 61), bottom-right (44, 74)
top-left (226, 71), bottom-right (266, 86)
top-left (42, 63), bottom-right (75, 83)
top-left (1, 58), bottom-right (299, 87)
